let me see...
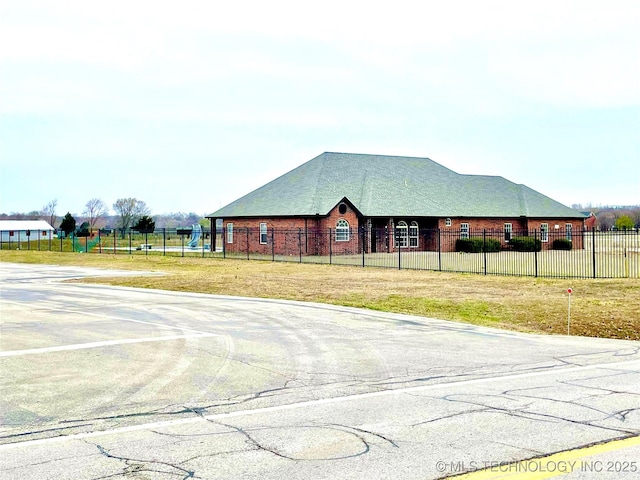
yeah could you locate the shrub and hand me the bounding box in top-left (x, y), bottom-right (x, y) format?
top-left (509, 236), bottom-right (542, 252)
top-left (455, 237), bottom-right (501, 253)
top-left (483, 238), bottom-right (501, 252)
top-left (552, 239), bottom-right (573, 250)
top-left (76, 221), bottom-right (90, 238)
top-left (456, 238), bottom-right (480, 253)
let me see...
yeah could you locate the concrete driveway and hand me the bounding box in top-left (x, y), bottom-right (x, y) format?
top-left (1, 262), bottom-right (638, 479)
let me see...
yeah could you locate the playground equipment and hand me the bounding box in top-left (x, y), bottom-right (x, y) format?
top-left (187, 224), bottom-right (201, 249)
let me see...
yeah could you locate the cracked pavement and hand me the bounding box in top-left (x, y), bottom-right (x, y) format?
top-left (1, 263), bottom-right (639, 479)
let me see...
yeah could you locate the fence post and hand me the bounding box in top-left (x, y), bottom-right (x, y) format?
top-left (397, 228), bottom-right (401, 270)
top-left (329, 228), bottom-right (332, 264)
top-left (98, 229), bottom-right (102, 254)
top-left (223, 227), bottom-right (226, 259)
top-left (534, 229), bottom-right (538, 278)
top-left (483, 229), bottom-right (487, 275)
top-left (27, 231), bottom-right (30, 250)
top-left (271, 228), bottom-right (275, 262)
top-left (438, 228), bottom-right (442, 271)
top-left (592, 227), bottom-right (596, 279)
top-left (49, 230), bottom-right (52, 251)
top-left (113, 229), bottom-right (117, 255)
top-left (361, 226), bottom-right (365, 268)
top-left (128, 230), bottom-right (132, 254)
top-left (181, 233), bottom-right (185, 257)
top-left (163, 228), bottom-right (166, 256)
top-left (85, 235), bottom-right (88, 253)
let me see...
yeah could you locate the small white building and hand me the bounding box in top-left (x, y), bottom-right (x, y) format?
top-left (0, 220), bottom-right (55, 243)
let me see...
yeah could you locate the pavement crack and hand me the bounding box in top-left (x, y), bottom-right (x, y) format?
top-left (210, 420), bottom-right (297, 461)
top-left (411, 408), bottom-right (490, 426)
top-left (185, 405), bottom-right (297, 461)
top-left (442, 394), bottom-right (638, 436)
top-left (328, 423), bottom-right (399, 448)
top-left (0, 423), bottom-right (94, 441)
top-left (90, 442), bottom-right (196, 479)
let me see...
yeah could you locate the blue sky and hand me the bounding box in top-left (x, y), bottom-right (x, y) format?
top-left (1, 0), bottom-right (638, 217)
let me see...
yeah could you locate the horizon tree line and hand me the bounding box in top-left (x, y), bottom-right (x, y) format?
top-left (3, 199), bottom-right (638, 233)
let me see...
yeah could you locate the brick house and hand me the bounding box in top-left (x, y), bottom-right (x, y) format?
top-left (208, 152), bottom-right (586, 255)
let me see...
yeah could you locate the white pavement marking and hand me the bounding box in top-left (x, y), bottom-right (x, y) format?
top-left (0, 333), bottom-right (218, 357)
top-left (2, 359), bottom-right (638, 451)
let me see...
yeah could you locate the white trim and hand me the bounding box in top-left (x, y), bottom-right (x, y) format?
top-left (409, 221), bottom-right (419, 247)
top-left (460, 223), bottom-right (469, 239)
top-left (504, 223), bottom-right (512, 242)
top-left (541, 223), bottom-right (549, 242)
top-left (226, 223), bottom-right (234, 244)
top-left (336, 219), bottom-right (349, 242)
top-left (396, 221), bottom-right (408, 248)
top-left (259, 223), bottom-right (267, 244)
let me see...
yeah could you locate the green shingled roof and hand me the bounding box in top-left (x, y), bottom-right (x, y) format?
top-left (212, 152), bottom-right (585, 219)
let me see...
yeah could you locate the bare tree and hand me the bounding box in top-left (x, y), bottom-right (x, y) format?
top-left (631, 208), bottom-right (640, 229)
top-left (83, 198), bottom-right (109, 232)
top-left (597, 211), bottom-right (616, 231)
top-left (41, 199), bottom-right (58, 228)
top-left (113, 198), bottom-right (150, 238)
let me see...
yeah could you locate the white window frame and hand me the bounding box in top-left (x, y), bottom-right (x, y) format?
top-left (566, 223), bottom-right (572, 241)
top-left (504, 223), bottom-right (512, 242)
top-left (336, 219), bottom-right (350, 242)
top-left (259, 223), bottom-right (267, 244)
top-left (445, 218), bottom-right (452, 227)
top-left (226, 223), bottom-right (234, 244)
top-left (460, 223), bottom-right (469, 239)
top-left (409, 221), bottom-right (419, 247)
top-left (395, 221), bottom-right (408, 248)
top-left (541, 223), bottom-right (549, 242)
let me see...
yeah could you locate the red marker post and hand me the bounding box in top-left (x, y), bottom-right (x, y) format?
top-left (567, 288), bottom-right (573, 335)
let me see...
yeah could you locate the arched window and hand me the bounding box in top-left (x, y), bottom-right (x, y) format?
top-left (395, 221), bottom-right (408, 248)
top-left (409, 221), bottom-right (419, 247)
top-left (336, 219), bottom-right (350, 242)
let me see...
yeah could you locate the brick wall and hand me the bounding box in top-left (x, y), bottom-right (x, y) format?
top-left (220, 215), bottom-right (585, 255)
top-left (221, 201), bottom-right (362, 256)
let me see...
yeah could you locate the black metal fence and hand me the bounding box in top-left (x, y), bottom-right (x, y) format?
top-left (2, 227), bottom-right (638, 279)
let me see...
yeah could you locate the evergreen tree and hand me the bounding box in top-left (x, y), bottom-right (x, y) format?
top-left (133, 215), bottom-right (156, 233)
top-left (59, 212), bottom-right (76, 236)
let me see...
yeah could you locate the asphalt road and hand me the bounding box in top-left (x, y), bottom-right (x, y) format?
top-left (0, 262), bottom-right (638, 479)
